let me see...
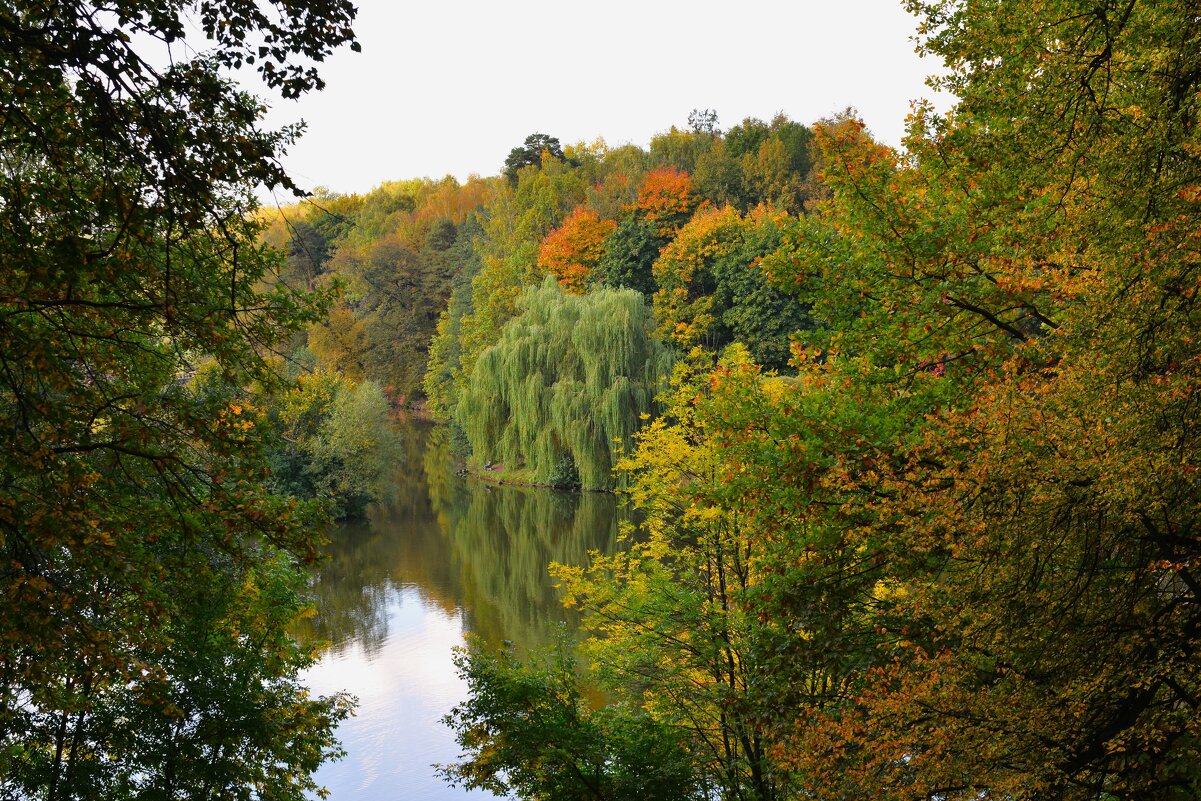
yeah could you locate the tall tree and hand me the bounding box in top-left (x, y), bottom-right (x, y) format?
top-left (0, 2), bottom-right (357, 796)
top-left (537, 206), bottom-right (617, 294)
top-left (458, 279), bottom-right (671, 490)
top-left (504, 133), bottom-right (567, 184)
top-left (555, 349), bottom-right (791, 801)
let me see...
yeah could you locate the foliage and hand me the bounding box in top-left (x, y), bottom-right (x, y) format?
top-left (439, 3), bottom-right (1201, 800)
top-left (593, 218), bottom-right (663, 297)
top-left (0, 1), bottom-right (359, 796)
top-left (266, 371), bottom-right (402, 520)
top-left (724, 115), bottom-right (813, 212)
top-left (440, 636), bottom-right (703, 801)
top-left (648, 127), bottom-right (715, 174)
top-left (270, 180), bottom-right (492, 405)
top-left (538, 207), bottom-right (618, 294)
top-left (333, 227), bottom-right (460, 401)
top-left (457, 279), bottom-right (671, 490)
top-left (553, 349), bottom-right (790, 801)
top-left (634, 167), bottom-right (700, 237)
top-left (438, 158), bottom-right (589, 417)
top-left (505, 133), bottom-right (568, 183)
top-left (307, 301), bottom-right (369, 383)
top-left (692, 140), bottom-right (749, 211)
top-left (653, 207), bottom-right (812, 369)
top-left (419, 116), bottom-right (819, 422)
top-left (630, 1), bottom-right (1201, 798)
top-left (423, 214), bottom-right (486, 416)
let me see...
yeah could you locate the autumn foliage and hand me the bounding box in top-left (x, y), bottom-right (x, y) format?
top-left (634, 166), bottom-right (699, 236)
top-left (445, 3), bottom-right (1201, 800)
top-left (536, 206), bottom-right (616, 293)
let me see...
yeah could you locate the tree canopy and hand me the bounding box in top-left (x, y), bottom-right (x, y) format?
top-left (434, 1), bottom-right (1201, 799)
top-left (0, 3), bottom-right (358, 797)
top-left (504, 133), bottom-right (568, 183)
top-left (458, 279), bottom-right (671, 490)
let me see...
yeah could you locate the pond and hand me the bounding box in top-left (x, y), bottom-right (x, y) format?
top-left (295, 420), bottom-right (620, 800)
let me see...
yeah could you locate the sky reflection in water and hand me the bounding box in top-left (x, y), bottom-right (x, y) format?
top-left (303, 585), bottom-right (489, 800)
top-left (298, 422), bottom-right (619, 799)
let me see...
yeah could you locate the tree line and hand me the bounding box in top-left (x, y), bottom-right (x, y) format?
top-left (6, 0), bottom-right (1199, 797)
top-left (268, 112), bottom-right (820, 489)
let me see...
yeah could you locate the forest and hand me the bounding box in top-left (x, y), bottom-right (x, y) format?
top-left (3, 0), bottom-right (1200, 799)
top-left (263, 109), bottom-right (815, 492)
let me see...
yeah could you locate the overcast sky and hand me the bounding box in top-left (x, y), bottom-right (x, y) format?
top-left (254, 0), bottom-right (953, 198)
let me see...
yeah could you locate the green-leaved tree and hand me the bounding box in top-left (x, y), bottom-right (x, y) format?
top-left (457, 279), bottom-right (671, 490)
top-left (0, 2), bottom-right (358, 797)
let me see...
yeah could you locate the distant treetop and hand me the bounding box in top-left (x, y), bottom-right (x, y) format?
top-left (503, 133), bottom-right (566, 183)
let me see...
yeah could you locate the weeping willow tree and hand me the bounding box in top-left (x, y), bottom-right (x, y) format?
top-left (458, 278), bottom-right (671, 490)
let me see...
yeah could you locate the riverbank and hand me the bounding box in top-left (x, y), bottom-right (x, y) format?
top-left (462, 461), bottom-right (611, 494)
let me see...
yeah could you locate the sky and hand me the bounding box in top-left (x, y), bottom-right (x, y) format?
top-left (253, 0), bottom-right (954, 198)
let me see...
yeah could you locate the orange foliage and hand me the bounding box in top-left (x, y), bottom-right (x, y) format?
top-left (536, 206), bottom-right (617, 294)
top-left (416, 175), bottom-right (494, 225)
top-left (634, 167), bottom-right (698, 236)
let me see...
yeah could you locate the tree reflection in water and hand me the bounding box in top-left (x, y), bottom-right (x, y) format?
top-left (294, 419), bottom-right (620, 657)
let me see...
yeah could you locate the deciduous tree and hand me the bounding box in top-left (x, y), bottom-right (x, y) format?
top-left (441, 636), bottom-right (703, 801)
top-left (0, 2), bottom-right (358, 795)
top-left (457, 279), bottom-right (671, 490)
top-left (537, 207), bottom-right (617, 294)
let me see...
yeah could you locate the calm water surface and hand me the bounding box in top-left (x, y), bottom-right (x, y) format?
top-left (297, 421), bottom-right (619, 800)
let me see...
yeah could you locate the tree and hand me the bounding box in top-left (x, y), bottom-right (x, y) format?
top-left (265, 371), bottom-right (401, 520)
top-left (693, 140), bottom-right (749, 211)
top-left (504, 133), bottom-right (567, 184)
top-left (424, 215), bottom-right (486, 417)
top-left (285, 219), bottom-right (334, 290)
top-left (553, 350), bottom-right (792, 801)
top-left (634, 167), bottom-right (700, 237)
top-left (724, 115), bottom-right (814, 212)
top-left (307, 301), bottom-right (370, 382)
top-left (448, 4), bottom-right (1201, 799)
top-left (688, 108), bottom-right (721, 136)
top-left (441, 636), bottom-right (704, 801)
top-left (537, 206), bottom-right (617, 294)
top-left (648, 127), bottom-right (714, 174)
top-left (0, 2), bottom-right (358, 796)
top-left (594, 218), bottom-right (663, 297)
top-left (333, 230), bottom-right (457, 402)
top-left (290, 177), bottom-right (493, 406)
top-left (653, 206), bottom-right (811, 369)
top-left (457, 279), bottom-right (671, 490)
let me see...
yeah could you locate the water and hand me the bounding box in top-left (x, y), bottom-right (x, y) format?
top-left (296, 421), bottom-right (619, 799)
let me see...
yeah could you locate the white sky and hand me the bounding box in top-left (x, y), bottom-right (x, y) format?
top-left (255, 0), bottom-right (953, 197)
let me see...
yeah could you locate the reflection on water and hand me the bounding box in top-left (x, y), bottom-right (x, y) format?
top-left (298, 420), bottom-right (619, 799)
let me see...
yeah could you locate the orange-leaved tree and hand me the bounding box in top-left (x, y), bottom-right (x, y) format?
top-left (536, 206), bottom-right (617, 294)
top-left (634, 166), bottom-right (699, 237)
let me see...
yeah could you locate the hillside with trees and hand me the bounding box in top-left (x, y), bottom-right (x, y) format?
top-left (267, 113), bottom-right (820, 488)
